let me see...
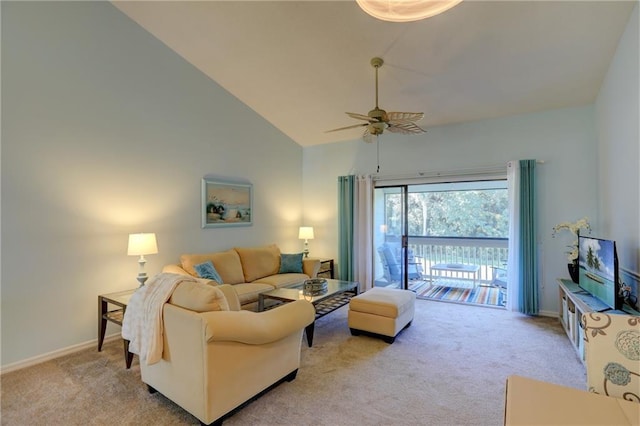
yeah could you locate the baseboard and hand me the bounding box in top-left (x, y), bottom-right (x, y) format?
top-left (538, 309), bottom-right (557, 318)
top-left (0, 333), bottom-right (121, 375)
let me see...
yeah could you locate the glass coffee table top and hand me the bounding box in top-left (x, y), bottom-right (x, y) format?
top-left (258, 278), bottom-right (359, 347)
top-left (259, 279), bottom-right (358, 305)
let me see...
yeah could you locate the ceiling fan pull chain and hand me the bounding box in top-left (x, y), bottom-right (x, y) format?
top-left (377, 135), bottom-right (380, 173)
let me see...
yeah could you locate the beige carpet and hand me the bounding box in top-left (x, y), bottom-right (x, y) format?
top-left (1, 300), bottom-right (586, 425)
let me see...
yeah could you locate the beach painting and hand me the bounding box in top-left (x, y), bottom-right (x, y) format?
top-left (202, 178), bottom-right (252, 228)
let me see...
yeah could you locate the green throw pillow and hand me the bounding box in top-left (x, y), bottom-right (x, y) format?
top-left (279, 253), bottom-right (304, 274)
top-left (194, 260), bottom-right (223, 283)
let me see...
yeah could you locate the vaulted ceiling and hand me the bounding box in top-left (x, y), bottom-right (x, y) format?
top-left (113, 1), bottom-right (636, 146)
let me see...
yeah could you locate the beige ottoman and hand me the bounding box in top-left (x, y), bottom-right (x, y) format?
top-left (348, 287), bottom-right (416, 343)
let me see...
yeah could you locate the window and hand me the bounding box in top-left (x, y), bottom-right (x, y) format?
top-left (383, 180), bottom-right (508, 238)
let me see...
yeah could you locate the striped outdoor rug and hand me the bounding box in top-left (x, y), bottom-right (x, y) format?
top-left (417, 281), bottom-right (505, 308)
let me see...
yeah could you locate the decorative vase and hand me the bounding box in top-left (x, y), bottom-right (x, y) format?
top-left (567, 262), bottom-right (579, 283)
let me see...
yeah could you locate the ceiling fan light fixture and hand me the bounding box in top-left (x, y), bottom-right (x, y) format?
top-left (356, 0), bottom-right (463, 23)
top-left (325, 56), bottom-right (426, 143)
top-left (371, 122), bottom-right (386, 134)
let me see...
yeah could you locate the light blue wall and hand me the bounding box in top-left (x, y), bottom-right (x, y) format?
top-left (1, 2), bottom-right (304, 367)
top-left (596, 3), bottom-right (639, 273)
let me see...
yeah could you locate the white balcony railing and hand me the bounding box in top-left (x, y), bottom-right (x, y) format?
top-left (408, 236), bottom-right (508, 284)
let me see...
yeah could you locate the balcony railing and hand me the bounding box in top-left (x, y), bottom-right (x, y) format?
top-left (408, 236), bottom-right (508, 285)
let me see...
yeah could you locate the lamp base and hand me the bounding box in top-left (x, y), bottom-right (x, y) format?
top-left (136, 273), bottom-right (149, 287)
top-left (136, 255), bottom-right (149, 287)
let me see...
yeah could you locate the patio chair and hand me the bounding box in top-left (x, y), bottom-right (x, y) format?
top-left (378, 243), bottom-right (423, 284)
top-left (490, 266), bottom-right (508, 306)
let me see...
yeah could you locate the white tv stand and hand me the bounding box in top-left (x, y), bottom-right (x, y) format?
top-left (557, 279), bottom-right (591, 363)
top-left (557, 278), bottom-right (639, 364)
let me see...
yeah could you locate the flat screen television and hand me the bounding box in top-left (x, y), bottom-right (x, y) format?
top-left (578, 235), bottom-right (620, 310)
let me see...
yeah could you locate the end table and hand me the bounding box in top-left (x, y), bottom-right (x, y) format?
top-left (98, 288), bottom-right (136, 368)
top-left (317, 258), bottom-right (335, 279)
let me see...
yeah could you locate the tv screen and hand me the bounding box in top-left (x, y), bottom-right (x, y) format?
top-left (578, 235), bottom-right (619, 310)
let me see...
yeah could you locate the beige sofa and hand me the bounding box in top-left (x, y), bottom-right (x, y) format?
top-left (163, 244), bottom-right (320, 310)
top-left (142, 280), bottom-right (316, 426)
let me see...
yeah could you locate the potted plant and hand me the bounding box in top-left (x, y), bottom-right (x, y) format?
top-left (552, 217), bottom-right (591, 283)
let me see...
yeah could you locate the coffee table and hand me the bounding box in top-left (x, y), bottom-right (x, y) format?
top-left (258, 278), bottom-right (359, 347)
top-left (431, 263), bottom-right (480, 288)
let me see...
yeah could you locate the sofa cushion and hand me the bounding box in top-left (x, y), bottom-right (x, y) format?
top-left (169, 280), bottom-right (229, 313)
top-left (254, 273), bottom-right (309, 289)
top-left (279, 253), bottom-right (304, 273)
top-left (193, 261), bottom-right (223, 283)
top-left (234, 244), bottom-right (280, 283)
top-left (232, 282), bottom-right (276, 306)
top-left (180, 250), bottom-right (245, 284)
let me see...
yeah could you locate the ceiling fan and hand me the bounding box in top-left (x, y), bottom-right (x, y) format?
top-left (327, 57), bottom-right (426, 143)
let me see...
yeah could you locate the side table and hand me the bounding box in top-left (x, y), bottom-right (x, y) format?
top-left (98, 288), bottom-right (136, 369)
top-left (317, 258), bottom-right (335, 279)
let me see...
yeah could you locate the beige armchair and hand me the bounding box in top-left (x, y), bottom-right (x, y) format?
top-left (582, 312), bottom-right (640, 403)
top-left (140, 283), bottom-right (315, 425)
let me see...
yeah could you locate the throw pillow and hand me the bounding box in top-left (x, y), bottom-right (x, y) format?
top-left (279, 253), bottom-right (304, 274)
top-left (194, 260), bottom-right (223, 283)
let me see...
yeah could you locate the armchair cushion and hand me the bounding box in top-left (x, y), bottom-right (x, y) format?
top-left (582, 312), bottom-right (640, 402)
top-left (169, 280), bottom-right (229, 313)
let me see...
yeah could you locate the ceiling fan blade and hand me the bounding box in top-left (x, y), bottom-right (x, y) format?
top-left (386, 112), bottom-right (425, 122)
top-left (346, 112), bottom-right (375, 122)
top-left (325, 123), bottom-right (368, 133)
top-left (387, 121), bottom-right (427, 135)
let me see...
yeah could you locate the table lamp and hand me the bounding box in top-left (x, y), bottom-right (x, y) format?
top-left (127, 233), bottom-right (158, 287)
top-left (298, 226), bottom-right (314, 258)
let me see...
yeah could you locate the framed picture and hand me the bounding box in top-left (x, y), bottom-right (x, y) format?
top-left (202, 178), bottom-right (252, 228)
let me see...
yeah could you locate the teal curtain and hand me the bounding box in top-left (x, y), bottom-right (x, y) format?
top-left (337, 175), bottom-right (355, 281)
top-left (518, 160), bottom-right (538, 314)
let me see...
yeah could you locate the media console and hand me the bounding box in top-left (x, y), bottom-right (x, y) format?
top-left (557, 278), bottom-right (639, 364)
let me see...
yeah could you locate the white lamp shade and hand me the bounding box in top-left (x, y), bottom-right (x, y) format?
top-left (298, 227), bottom-right (315, 240)
top-left (127, 233), bottom-right (158, 256)
top-left (356, 0), bottom-right (463, 22)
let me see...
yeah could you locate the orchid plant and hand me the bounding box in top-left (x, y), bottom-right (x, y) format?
top-left (552, 217), bottom-right (591, 262)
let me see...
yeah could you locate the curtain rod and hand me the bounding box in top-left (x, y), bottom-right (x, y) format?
top-left (372, 160), bottom-right (545, 182)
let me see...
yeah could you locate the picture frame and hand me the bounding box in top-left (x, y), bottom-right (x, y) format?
top-left (201, 178), bottom-right (252, 228)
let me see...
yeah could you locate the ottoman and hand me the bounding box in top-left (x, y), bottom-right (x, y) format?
top-left (348, 287), bottom-right (416, 343)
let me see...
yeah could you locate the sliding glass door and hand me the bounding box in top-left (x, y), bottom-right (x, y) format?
top-left (373, 185), bottom-right (410, 289)
top-left (373, 178), bottom-right (509, 307)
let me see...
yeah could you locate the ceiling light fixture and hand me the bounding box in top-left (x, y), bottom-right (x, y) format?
top-left (356, 0), bottom-right (463, 22)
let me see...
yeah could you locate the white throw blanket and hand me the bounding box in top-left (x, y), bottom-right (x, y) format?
top-left (122, 273), bottom-right (198, 365)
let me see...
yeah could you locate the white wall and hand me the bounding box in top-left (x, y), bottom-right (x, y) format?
top-left (1, 2), bottom-right (305, 367)
top-left (596, 3), bottom-right (639, 272)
